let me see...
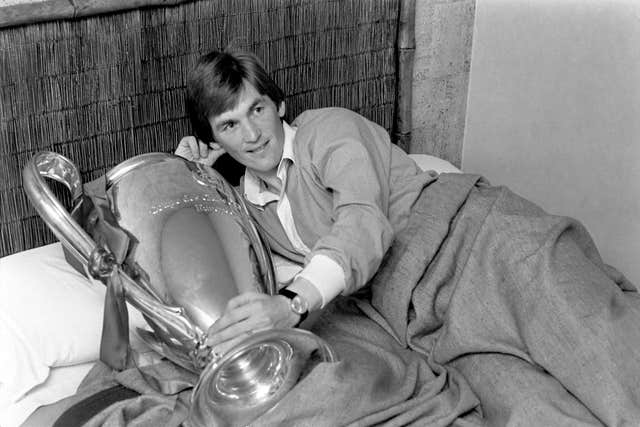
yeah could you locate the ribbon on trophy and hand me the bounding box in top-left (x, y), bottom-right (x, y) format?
top-left (64, 175), bottom-right (133, 371)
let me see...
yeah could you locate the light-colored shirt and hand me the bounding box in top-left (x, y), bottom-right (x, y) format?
top-left (242, 108), bottom-right (437, 308)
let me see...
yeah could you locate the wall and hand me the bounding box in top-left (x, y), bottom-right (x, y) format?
top-left (411, 0), bottom-right (475, 167)
top-left (462, 0), bottom-right (640, 284)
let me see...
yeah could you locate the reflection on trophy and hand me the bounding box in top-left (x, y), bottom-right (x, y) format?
top-left (23, 151), bottom-right (337, 427)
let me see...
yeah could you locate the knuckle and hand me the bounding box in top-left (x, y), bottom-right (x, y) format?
top-left (225, 311), bottom-right (239, 323)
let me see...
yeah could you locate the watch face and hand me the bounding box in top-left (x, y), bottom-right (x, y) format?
top-left (291, 295), bottom-right (309, 314)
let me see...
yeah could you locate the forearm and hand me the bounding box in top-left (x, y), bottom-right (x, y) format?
top-left (282, 206), bottom-right (393, 313)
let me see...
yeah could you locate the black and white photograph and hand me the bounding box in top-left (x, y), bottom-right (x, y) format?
top-left (1, 0), bottom-right (639, 426)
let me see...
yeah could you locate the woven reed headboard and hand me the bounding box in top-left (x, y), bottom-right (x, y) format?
top-left (0, 0), bottom-right (416, 257)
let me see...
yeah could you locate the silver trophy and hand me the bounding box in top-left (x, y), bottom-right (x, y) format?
top-left (23, 151), bottom-right (336, 426)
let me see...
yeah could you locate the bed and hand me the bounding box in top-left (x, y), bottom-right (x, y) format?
top-left (3, 1), bottom-right (638, 425)
top-left (0, 1), bottom-right (466, 425)
top-left (0, 153), bottom-right (461, 427)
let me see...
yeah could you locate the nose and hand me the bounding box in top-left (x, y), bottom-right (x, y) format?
top-left (241, 119), bottom-right (261, 143)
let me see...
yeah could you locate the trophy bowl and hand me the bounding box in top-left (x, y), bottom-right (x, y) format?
top-left (22, 151), bottom-right (336, 426)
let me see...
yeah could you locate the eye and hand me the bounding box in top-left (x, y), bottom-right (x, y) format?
top-left (222, 122), bottom-right (236, 132)
top-left (253, 105), bottom-right (264, 114)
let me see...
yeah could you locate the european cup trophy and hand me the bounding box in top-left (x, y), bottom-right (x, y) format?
top-left (23, 151), bottom-right (336, 426)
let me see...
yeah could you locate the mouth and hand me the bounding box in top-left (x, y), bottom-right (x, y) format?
top-left (248, 140), bottom-right (269, 154)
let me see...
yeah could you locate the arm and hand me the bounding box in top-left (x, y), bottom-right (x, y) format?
top-left (289, 130), bottom-right (395, 311)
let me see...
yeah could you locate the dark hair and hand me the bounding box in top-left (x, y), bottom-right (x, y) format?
top-left (185, 50), bottom-right (285, 143)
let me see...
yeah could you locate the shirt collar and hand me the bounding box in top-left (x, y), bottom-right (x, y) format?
top-left (243, 121), bottom-right (296, 206)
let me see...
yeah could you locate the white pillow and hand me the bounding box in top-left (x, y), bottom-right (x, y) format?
top-left (0, 243), bottom-right (148, 407)
top-left (408, 153), bottom-right (462, 174)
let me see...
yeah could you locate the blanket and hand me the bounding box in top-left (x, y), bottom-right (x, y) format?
top-left (56, 173), bottom-right (640, 426)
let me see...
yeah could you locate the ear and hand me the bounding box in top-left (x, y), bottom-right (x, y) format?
top-left (278, 101), bottom-right (286, 118)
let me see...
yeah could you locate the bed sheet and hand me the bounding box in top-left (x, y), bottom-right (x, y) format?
top-left (0, 362), bottom-right (93, 427)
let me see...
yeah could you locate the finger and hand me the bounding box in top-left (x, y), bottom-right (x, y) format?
top-left (206, 317), bottom-right (266, 347)
top-left (187, 137), bottom-right (201, 160)
top-left (211, 300), bottom-right (270, 332)
top-left (206, 297), bottom-right (275, 341)
top-left (215, 301), bottom-right (291, 338)
top-left (207, 298), bottom-right (260, 335)
top-left (198, 140), bottom-right (209, 159)
top-left (204, 144), bottom-right (225, 165)
top-left (175, 136), bottom-right (196, 160)
top-left (206, 294), bottom-right (286, 339)
top-left (226, 292), bottom-right (269, 310)
top-left (207, 310), bottom-right (248, 336)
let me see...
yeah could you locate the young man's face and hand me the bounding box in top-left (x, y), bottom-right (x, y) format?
top-left (208, 82), bottom-right (285, 176)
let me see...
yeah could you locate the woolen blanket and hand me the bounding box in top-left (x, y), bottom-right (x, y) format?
top-left (66, 172), bottom-right (640, 426)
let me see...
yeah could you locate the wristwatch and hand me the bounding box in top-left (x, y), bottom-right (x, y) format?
top-left (278, 287), bottom-right (309, 326)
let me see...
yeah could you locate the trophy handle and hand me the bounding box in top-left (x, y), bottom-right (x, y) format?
top-left (22, 151), bottom-right (97, 273)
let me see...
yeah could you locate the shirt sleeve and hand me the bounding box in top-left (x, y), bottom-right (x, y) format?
top-left (304, 123), bottom-right (395, 296)
top-left (293, 253), bottom-right (345, 308)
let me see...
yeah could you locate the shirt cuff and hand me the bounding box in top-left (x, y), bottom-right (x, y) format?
top-left (292, 254), bottom-right (346, 309)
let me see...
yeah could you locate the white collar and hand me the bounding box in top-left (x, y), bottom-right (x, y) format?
top-left (243, 121), bottom-right (296, 206)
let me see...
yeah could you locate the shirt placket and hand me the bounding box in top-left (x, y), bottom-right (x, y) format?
top-left (276, 160), bottom-right (310, 256)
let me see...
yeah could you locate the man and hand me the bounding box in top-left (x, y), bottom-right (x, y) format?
top-left (177, 50), bottom-right (434, 352)
top-left (177, 50), bottom-right (640, 425)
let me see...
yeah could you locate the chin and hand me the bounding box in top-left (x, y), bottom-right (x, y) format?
top-left (252, 158), bottom-right (280, 173)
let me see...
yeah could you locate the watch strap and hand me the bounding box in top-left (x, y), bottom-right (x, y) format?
top-left (278, 288), bottom-right (308, 326)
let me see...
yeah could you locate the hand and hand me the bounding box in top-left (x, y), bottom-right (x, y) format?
top-left (205, 292), bottom-right (298, 356)
top-left (175, 136), bottom-right (225, 166)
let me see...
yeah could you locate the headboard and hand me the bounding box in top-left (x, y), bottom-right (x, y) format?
top-left (0, 0), bottom-right (416, 258)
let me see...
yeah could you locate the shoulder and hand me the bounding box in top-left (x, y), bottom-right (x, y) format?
top-left (292, 107), bottom-right (374, 138)
top-left (292, 108), bottom-right (384, 154)
top-left (291, 108), bottom-right (389, 170)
